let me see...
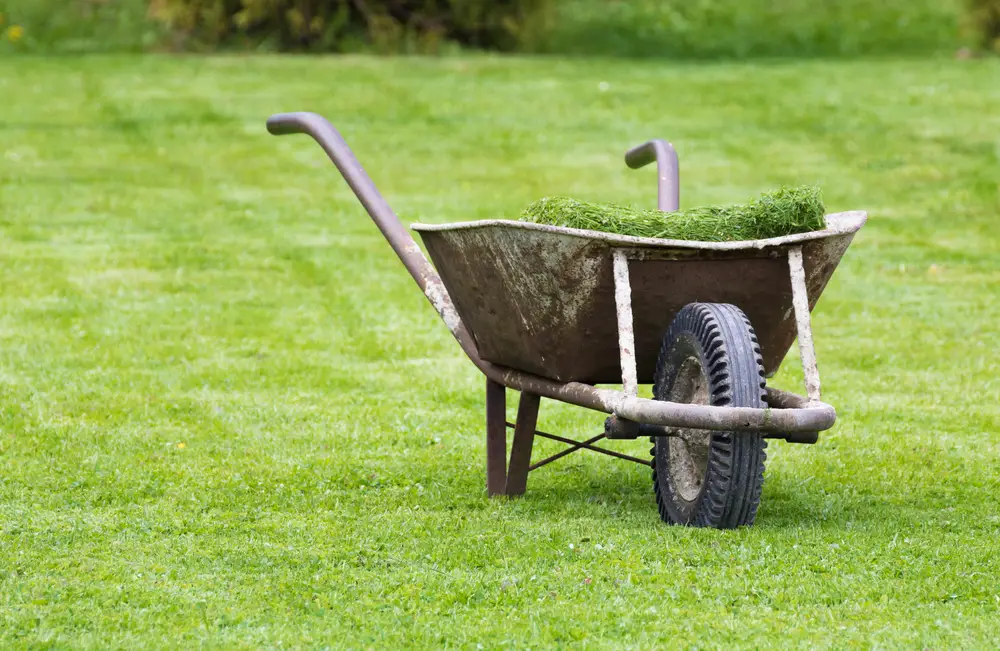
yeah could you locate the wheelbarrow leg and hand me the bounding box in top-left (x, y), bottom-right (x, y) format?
top-left (505, 392), bottom-right (540, 497)
top-left (486, 379), bottom-right (507, 496)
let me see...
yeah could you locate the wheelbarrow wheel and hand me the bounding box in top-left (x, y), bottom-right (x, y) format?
top-left (651, 303), bottom-right (767, 528)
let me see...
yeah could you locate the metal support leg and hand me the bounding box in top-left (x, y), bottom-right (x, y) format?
top-left (612, 250), bottom-right (638, 397)
top-left (788, 246), bottom-right (821, 402)
top-left (504, 392), bottom-right (540, 497)
top-left (485, 379), bottom-right (507, 497)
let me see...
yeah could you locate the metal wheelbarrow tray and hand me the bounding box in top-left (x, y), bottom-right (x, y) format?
top-left (266, 112), bottom-right (867, 528)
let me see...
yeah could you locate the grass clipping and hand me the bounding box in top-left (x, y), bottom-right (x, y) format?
top-left (519, 186), bottom-right (825, 242)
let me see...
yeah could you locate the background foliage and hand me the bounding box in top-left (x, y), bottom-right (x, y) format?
top-left (965, 0), bottom-right (1000, 52)
top-left (145, 0), bottom-right (547, 53)
top-left (2, 0), bottom-right (991, 57)
top-left (0, 0), bottom-right (157, 53)
top-left (0, 0), bottom-right (548, 54)
top-left (540, 0), bottom-right (964, 58)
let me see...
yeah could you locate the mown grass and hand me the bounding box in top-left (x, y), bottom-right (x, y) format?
top-left (519, 186), bottom-right (825, 240)
top-left (0, 55), bottom-right (998, 648)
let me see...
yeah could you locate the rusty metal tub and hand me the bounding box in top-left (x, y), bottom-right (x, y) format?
top-left (413, 213), bottom-right (865, 385)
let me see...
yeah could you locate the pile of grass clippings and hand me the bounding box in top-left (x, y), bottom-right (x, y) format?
top-left (519, 185), bottom-right (826, 242)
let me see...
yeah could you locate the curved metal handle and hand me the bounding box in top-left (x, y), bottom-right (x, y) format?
top-left (266, 112), bottom-right (416, 271)
top-left (266, 111), bottom-right (481, 358)
top-left (625, 139), bottom-right (679, 212)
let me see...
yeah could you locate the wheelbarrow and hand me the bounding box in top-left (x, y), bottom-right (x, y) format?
top-left (266, 112), bottom-right (866, 528)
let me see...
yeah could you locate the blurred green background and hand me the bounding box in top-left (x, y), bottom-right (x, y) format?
top-left (1, 0), bottom-right (995, 57)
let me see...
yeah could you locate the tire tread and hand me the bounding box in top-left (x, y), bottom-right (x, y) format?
top-left (651, 303), bottom-right (768, 528)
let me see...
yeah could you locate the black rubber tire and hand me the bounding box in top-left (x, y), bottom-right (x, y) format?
top-left (651, 303), bottom-right (768, 528)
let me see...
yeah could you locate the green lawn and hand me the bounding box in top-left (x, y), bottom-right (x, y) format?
top-left (0, 54), bottom-right (998, 648)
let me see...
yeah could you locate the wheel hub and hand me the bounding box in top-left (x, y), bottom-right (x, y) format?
top-left (667, 356), bottom-right (711, 503)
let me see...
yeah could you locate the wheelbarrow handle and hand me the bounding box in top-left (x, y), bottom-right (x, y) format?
top-left (267, 111), bottom-right (440, 291)
top-left (266, 112), bottom-right (412, 264)
top-left (624, 139), bottom-right (679, 212)
top-left (266, 111), bottom-right (482, 358)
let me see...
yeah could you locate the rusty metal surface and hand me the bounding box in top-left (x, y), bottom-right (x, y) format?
top-left (762, 387), bottom-right (819, 444)
top-left (414, 212), bottom-right (865, 384)
top-left (485, 379), bottom-right (507, 496)
top-left (529, 433), bottom-right (607, 470)
top-left (606, 392), bottom-right (820, 443)
top-left (504, 392), bottom-right (540, 496)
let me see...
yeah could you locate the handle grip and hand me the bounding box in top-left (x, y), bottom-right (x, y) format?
top-left (266, 111), bottom-right (477, 356)
top-left (625, 139), bottom-right (679, 212)
top-left (266, 112), bottom-right (402, 247)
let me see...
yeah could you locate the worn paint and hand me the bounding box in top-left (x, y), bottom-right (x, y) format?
top-left (423, 278), bottom-right (463, 336)
top-left (612, 250), bottom-right (639, 396)
top-left (416, 212), bottom-right (865, 383)
top-left (788, 246), bottom-right (822, 401)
